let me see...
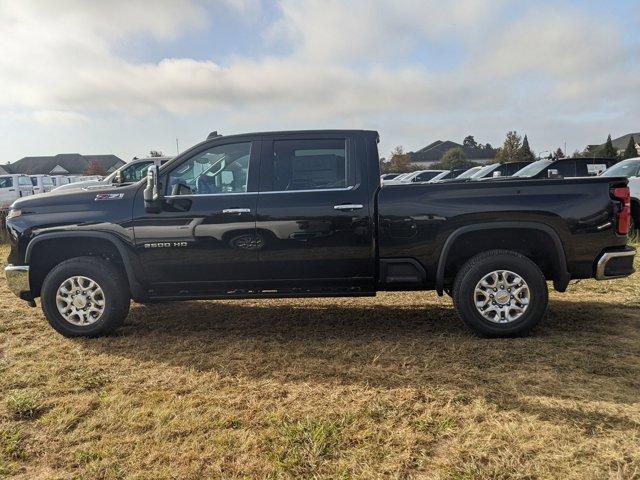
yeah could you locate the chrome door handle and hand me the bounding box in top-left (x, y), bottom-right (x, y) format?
top-left (334, 204), bottom-right (364, 210)
top-left (222, 208), bottom-right (251, 214)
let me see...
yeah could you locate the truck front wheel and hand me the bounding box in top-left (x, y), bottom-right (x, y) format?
top-left (452, 249), bottom-right (548, 337)
top-left (41, 256), bottom-right (130, 337)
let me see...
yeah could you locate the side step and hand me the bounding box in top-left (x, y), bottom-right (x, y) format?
top-left (146, 286), bottom-right (376, 301)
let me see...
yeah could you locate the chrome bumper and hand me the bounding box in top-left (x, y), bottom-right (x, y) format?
top-left (595, 247), bottom-right (636, 280)
top-left (5, 265), bottom-right (30, 299)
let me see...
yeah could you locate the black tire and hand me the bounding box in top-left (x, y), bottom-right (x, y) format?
top-left (452, 249), bottom-right (548, 337)
top-left (41, 256), bottom-right (130, 337)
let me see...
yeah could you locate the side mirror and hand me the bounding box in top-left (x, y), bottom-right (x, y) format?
top-left (143, 165), bottom-right (162, 213)
top-left (548, 169), bottom-right (562, 179)
top-left (114, 170), bottom-right (124, 185)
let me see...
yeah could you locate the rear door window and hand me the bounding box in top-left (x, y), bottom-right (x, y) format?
top-left (261, 138), bottom-right (351, 191)
top-left (0, 177), bottom-right (13, 188)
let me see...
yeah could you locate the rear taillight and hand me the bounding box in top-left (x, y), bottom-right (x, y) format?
top-left (612, 186), bottom-right (631, 235)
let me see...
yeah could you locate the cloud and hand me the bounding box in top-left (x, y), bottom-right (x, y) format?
top-left (0, 0), bottom-right (637, 158)
top-left (268, 0), bottom-right (506, 63)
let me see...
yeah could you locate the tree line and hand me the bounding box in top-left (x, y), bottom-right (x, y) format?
top-left (381, 131), bottom-right (638, 174)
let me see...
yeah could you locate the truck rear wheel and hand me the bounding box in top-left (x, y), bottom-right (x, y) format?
top-left (452, 249), bottom-right (548, 337)
top-left (41, 256), bottom-right (130, 337)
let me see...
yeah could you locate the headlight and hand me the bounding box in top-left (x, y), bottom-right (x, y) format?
top-left (6, 208), bottom-right (22, 220)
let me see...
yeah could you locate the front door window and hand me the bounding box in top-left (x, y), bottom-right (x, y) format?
top-left (168, 142), bottom-right (251, 195)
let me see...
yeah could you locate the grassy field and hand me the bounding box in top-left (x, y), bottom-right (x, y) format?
top-left (1, 247), bottom-right (639, 479)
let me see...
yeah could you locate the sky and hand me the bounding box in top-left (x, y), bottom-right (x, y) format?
top-left (0, 0), bottom-right (638, 162)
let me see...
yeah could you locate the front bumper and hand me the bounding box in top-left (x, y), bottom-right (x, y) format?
top-left (595, 247), bottom-right (636, 280)
top-left (5, 265), bottom-right (31, 300)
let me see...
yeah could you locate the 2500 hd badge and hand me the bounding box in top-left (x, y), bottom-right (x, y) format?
top-left (143, 242), bottom-right (188, 248)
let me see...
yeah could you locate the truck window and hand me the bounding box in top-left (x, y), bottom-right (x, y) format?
top-left (121, 161), bottom-right (153, 182)
top-left (0, 177), bottom-right (12, 188)
top-left (167, 142), bottom-right (251, 195)
top-left (42, 176), bottom-right (53, 185)
top-left (267, 139), bottom-right (348, 191)
top-left (555, 160), bottom-right (576, 177)
top-left (30, 177), bottom-right (38, 186)
top-left (19, 177), bottom-right (32, 186)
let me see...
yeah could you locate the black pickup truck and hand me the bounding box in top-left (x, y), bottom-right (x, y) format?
top-left (4, 130), bottom-right (636, 338)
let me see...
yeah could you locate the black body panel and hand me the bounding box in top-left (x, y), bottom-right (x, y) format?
top-left (4, 129), bottom-right (632, 303)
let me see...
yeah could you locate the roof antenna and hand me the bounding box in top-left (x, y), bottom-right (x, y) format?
top-left (207, 131), bottom-right (221, 140)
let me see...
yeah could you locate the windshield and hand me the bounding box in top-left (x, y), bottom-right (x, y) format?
top-left (470, 163), bottom-right (498, 179)
top-left (512, 159), bottom-right (553, 177)
top-left (456, 166), bottom-right (482, 179)
top-left (429, 170), bottom-right (450, 182)
top-left (601, 160), bottom-right (640, 178)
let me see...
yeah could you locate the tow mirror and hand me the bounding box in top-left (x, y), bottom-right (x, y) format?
top-left (547, 169), bottom-right (562, 179)
top-left (114, 170), bottom-right (124, 184)
top-left (143, 165), bottom-right (162, 213)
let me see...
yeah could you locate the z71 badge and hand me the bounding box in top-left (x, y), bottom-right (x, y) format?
top-left (95, 193), bottom-right (124, 201)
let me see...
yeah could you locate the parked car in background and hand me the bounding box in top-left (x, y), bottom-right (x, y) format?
top-left (52, 157), bottom-right (172, 192)
top-left (50, 175), bottom-right (71, 187)
top-left (0, 175), bottom-right (34, 207)
top-left (437, 166), bottom-right (483, 182)
top-left (512, 157), bottom-right (616, 179)
top-left (601, 157), bottom-right (640, 232)
top-left (30, 175), bottom-right (54, 194)
top-left (435, 169), bottom-right (467, 181)
top-left (382, 172), bottom-right (414, 184)
top-left (469, 161), bottom-right (531, 180)
top-left (380, 173), bottom-right (402, 183)
top-left (397, 170), bottom-right (446, 183)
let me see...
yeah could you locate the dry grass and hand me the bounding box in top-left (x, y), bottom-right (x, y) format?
top-left (1, 246), bottom-right (639, 479)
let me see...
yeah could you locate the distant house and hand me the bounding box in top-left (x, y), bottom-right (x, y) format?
top-left (1, 153), bottom-right (125, 175)
top-left (408, 140), bottom-right (496, 167)
top-left (587, 133), bottom-right (640, 156)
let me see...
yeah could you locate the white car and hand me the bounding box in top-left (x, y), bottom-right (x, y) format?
top-left (382, 172), bottom-right (414, 184)
top-left (0, 175), bottom-right (34, 207)
top-left (397, 170), bottom-right (446, 183)
top-left (601, 157), bottom-right (640, 230)
top-left (52, 157), bottom-right (172, 192)
top-left (30, 174), bottom-right (54, 194)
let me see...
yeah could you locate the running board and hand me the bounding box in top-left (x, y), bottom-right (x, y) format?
top-left (146, 286), bottom-right (375, 301)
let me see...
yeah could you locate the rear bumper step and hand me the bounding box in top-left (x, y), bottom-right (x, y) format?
top-left (595, 247), bottom-right (636, 280)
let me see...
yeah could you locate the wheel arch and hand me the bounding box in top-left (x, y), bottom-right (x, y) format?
top-left (435, 222), bottom-right (569, 296)
top-left (26, 232), bottom-right (144, 299)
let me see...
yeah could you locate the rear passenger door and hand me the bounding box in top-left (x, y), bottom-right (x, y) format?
top-left (255, 133), bottom-right (374, 289)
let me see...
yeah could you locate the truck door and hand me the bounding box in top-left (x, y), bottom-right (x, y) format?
top-left (255, 133), bottom-right (374, 290)
top-left (132, 139), bottom-right (261, 289)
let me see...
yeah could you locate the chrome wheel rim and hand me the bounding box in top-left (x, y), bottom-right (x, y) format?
top-left (474, 270), bottom-right (530, 323)
top-left (56, 276), bottom-right (105, 326)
